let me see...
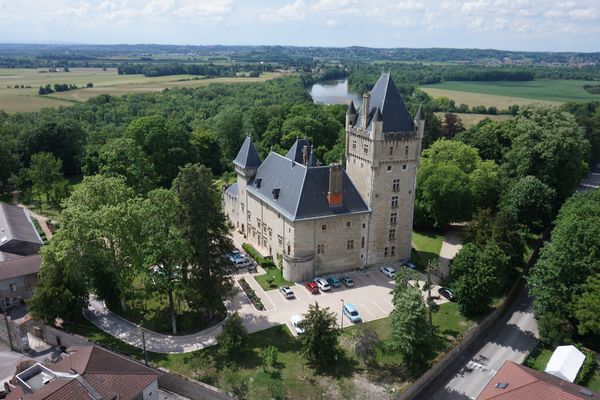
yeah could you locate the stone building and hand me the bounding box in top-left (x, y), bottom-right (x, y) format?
top-left (224, 72), bottom-right (424, 282)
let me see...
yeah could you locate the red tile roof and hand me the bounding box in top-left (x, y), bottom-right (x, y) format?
top-left (478, 361), bottom-right (599, 400)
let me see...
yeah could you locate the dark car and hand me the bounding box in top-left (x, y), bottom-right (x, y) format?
top-left (438, 287), bottom-right (455, 301)
top-left (305, 281), bottom-right (319, 294)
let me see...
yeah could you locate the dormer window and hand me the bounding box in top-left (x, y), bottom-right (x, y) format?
top-left (272, 188), bottom-right (280, 199)
top-left (255, 178), bottom-right (262, 188)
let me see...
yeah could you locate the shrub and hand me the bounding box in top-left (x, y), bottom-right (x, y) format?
top-left (218, 312), bottom-right (247, 356)
top-left (259, 345), bottom-right (278, 370)
top-left (238, 278), bottom-right (265, 310)
top-left (575, 348), bottom-right (597, 385)
top-left (242, 243), bottom-right (276, 269)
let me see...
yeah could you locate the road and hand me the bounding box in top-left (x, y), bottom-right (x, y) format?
top-left (415, 162), bottom-right (600, 400)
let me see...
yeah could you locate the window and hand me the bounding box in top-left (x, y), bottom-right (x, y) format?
top-left (9, 283), bottom-right (17, 292)
top-left (317, 243), bottom-right (326, 254)
top-left (352, 140), bottom-right (357, 150)
top-left (241, 203), bottom-right (245, 212)
top-left (391, 246), bottom-right (396, 256)
top-left (268, 228), bottom-right (272, 238)
top-left (405, 145), bottom-right (409, 156)
top-left (390, 213), bottom-right (397, 225)
top-left (247, 210), bottom-right (251, 220)
top-left (361, 236), bottom-right (365, 248)
top-left (402, 164), bottom-right (407, 170)
top-left (346, 240), bottom-right (355, 250)
top-left (389, 229), bottom-right (396, 240)
top-left (278, 235), bottom-right (283, 245)
top-left (387, 165), bottom-right (392, 171)
top-left (287, 244), bottom-right (291, 255)
top-left (363, 144), bottom-right (369, 154)
top-left (389, 146), bottom-right (394, 156)
top-left (392, 179), bottom-right (400, 192)
top-left (362, 223), bottom-right (366, 229)
top-left (384, 247), bottom-right (389, 257)
top-left (257, 218), bottom-right (262, 228)
top-left (346, 220), bottom-right (352, 228)
top-left (391, 196), bottom-right (399, 208)
top-left (321, 224), bottom-right (327, 231)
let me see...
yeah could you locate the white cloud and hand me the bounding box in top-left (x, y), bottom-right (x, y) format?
top-left (261, 0), bottom-right (306, 22)
top-left (326, 19), bottom-right (337, 26)
top-left (312, 0), bottom-right (357, 11)
top-left (569, 7), bottom-right (599, 20)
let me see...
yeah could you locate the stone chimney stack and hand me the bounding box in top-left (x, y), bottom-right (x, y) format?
top-left (361, 92), bottom-right (370, 129)
top-left (302, 145), bottom-right (309, 165)
top-left (327, 164), bottom-right (344, 207)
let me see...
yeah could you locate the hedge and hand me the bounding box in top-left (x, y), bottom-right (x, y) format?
top-left (238, 278), bottom-right (265, 311)
top-left (242, 243), bottom-right (277, 269)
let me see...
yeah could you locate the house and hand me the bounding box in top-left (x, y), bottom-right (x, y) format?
top-left (478, 360), bottom-right (599, 399)
top-left (0, 203), bottom-right (43, 308)
top-left (545, 345), bottom-right (586, 383)
top-left (224, 72), bottom-right (425, 282)
top-left (7, 345), bottom-right (161, 400)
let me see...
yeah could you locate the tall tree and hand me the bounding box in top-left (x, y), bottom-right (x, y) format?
top-left (390, 272), bottom-right (433, 373)
top-left (574, 274), bottom-right (600, 337)
top-left (300, 302), bottom-right (339, 369)
top-left (441, 113), bottom-right (465, 139)
top-left (501, 175), bottom-right (556, 232)
top-left (174, 163), bottom-right (233, 320)
top-left (20, 152), bottom-right (67, 213)
top-left (139, 189), bottom-right (188, 335)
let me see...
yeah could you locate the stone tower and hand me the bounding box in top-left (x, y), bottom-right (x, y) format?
top-left (345, 72), bottom-right (424, 267)
top-left (233, 136), bottom-right (262, 235)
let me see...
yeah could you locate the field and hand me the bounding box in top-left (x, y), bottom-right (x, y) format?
top-left (434, 112), bottom-right (512, 128)
top-left (420, 79), bottom-right (600, 109)
top-left (0, 68), bottom-right (282, 113)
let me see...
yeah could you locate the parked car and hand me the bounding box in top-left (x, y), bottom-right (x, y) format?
top-left (226, 250), bottom-right (242, 260)
top-left (341, 276), bottom-right (354, 287)
top-left (438, 287), bottom-right (455, 301)
top-left (305, 281), bottom-right (319, 294)
top-left (315, 277), bottom-right (331, 292)
top-left (380, 266), bottom-right (396, 278)
top-left (342, 303), bottom-right (362, 323)
top-left (290, 314), bottom-right (305, 335)
top-left (403, 262), bottom-right (417, 270)
top-left (327, 275), bottom-right (342, 288)
top-left (232, 257), bottom-right (252, 269)
top-left (279, 286), bottom-right (295, 299)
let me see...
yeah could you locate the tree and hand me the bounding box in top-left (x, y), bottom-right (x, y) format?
top-left (451, 242), bottom-right (509, 316)
top-left (139, 189), bottom-right (188, 335)
top-left (190, 128), bottom-right (222, 175)
top-left (300, 302), bottom-right (339, 369)
top-left (501, 175), bottom-right (556, 232)
top-left (352, 324), bottom-right (379, 366)
top-left (441, 113), bottom-right (465, 139)
top-left (97, 137), bottom-right (158, 194)
top-left (573, 274), bottom-right (600, 336)
top-left (390, 273), bottom-right (433, 373)
top-left (259, 345), bottom-right (278, 371)
top-left (218, 312), bottom-right (247, 356)
top-left (174, 164), bottom-right (233, 320)
top-left (0, 133), bottom-right (19, 192)
top-left (529, 190), bottom-right (600, 344)
top-left (20, 152), bottom-right (68, 213)
top-left (470, 160), bottom-right (502, 211)
top-left (214, 107), bottom-right (245, 162)
top-left (504, 105), bottom-right (590, 202)
top-left (456, 119), bottom-right (515, 164)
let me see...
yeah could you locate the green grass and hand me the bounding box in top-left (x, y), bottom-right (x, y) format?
top-left (422, 80), bottom-right (600, 103)
top-left (588, 373), bottom-right (600, 392)
top-left (411, 229), bottom-right (444, 270)
top-left (254, 265), bottom-right (294, 291)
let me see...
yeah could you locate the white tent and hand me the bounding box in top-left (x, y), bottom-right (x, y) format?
top-left (544, 345), bottom-right (585, 383)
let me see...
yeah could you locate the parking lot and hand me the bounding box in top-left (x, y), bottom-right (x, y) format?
top-left (232, 266), bottom-right (449, 336)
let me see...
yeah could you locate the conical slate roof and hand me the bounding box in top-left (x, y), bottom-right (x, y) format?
top-left (346, 100), bottom-right (356, 115)
top-left (233, 136), bottom-right (261, 169)
top-left (355, 72), bottom-right (415, 133)
top-left (415, 104), bottom-right (425, 121)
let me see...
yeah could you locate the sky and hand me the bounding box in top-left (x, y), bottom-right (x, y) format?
top-left (1, 0), bottom-right (599, 52)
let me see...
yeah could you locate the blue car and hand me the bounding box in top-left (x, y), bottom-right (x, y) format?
top-left (327, 275), bottom-right (342, 288)
top-left (342, 303), bottom-right (362, 323)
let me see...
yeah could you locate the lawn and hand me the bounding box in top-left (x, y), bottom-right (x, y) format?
top-left (420, 80), bottom-right (599, 110)
top-left (74, 301), bottom-right (474, 399)
top-left (411, 229), bottom-right (444, 270)
top-left (254, 265), bottom-right (294, 291)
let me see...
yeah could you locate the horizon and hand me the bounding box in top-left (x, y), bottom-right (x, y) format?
top-left (1, 0), bottom-right (599, 53)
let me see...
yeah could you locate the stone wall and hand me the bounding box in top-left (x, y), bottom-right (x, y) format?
top-left (157, 368), bottom-right (236, 400)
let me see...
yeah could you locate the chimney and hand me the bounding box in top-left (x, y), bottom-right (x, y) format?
top-left (327, 164), bottom-right (344, 207)
top-left (302, 145), bottom-right (309, 165)
top-left (361, 92), bottom-right (370, 129)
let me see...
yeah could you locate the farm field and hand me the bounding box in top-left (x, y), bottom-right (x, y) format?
top-left (434, 112), bottom-right (513, 128)
top-left (0, 68), bottom-right (282, 112)
top-left (420, 79), bottom-right (600, 108)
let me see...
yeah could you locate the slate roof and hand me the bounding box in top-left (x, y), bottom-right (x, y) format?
top-left (478, 361), bottom-right (599, 400)
top-left (226, 182), bottom-right (239, 197)
top-left (0, 203), bottom-right (43, 257)
top-left (0, 254), bottom-right (40, 281)
top-left (353, 72), bottom-right (416, 133)
top-left (246, 142), bottom-right (369, 221)
top-left (285, 138), bottom-right (315, 164)
top-left (233, 136), bottom-right (262, 170)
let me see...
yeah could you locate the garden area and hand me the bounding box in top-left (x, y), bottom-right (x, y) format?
top-left (411, 229), bottom-right (444, 270)
top-left (243, 243), bottom-right (294, 291)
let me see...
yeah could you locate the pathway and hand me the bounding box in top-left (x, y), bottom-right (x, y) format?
top-left (431, 229), bottom-right (463, 284)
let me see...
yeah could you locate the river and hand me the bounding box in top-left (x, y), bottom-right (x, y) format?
top-left (309, 79), bottom-right (362, 106)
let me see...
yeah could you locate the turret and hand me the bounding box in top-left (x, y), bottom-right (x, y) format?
top-left (345, 100), bottom-right (356, 129)
top-left (371, 106), bottom-right (383, 140)
top-left (414, 105), bottom-right (425, 139)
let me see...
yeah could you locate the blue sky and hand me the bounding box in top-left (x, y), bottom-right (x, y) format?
top-left (1, 0), bottom-right (599, 52)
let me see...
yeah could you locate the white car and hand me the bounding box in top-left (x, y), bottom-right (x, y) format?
top-left (315, 277), bottom-right (331, 292)
top-left (232, 257), bottom-right (252, 269)
top-left (290, 315), bottom-right (305, 335)
top-left (279, 286), bottom-right (295, 299)
top-left (380, 266), bottom-right (396, 278)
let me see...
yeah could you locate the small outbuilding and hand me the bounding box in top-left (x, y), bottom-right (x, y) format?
top-left (544, 345), bottom-right (585, 383)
